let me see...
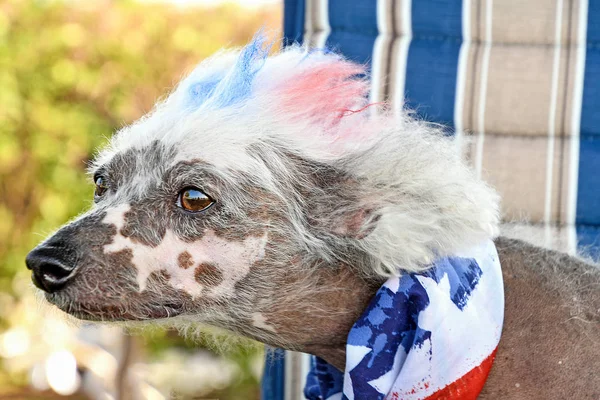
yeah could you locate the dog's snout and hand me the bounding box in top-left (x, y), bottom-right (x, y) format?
top-left (26, 241), bottom-right (78, 293)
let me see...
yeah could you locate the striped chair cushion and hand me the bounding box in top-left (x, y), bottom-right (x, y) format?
top-left (263, 1), bottom-right (600, 399)
top-left (285, 0), bottom-right (600, 259)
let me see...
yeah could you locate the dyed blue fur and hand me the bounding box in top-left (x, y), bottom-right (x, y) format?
top-left (188, 78), bottom-right (221, 108)
top-left (187, 32), bottom-right (270, 109)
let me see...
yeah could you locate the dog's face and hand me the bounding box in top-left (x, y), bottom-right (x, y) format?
top-left (25, 139), bottom-right (285, 328)
top-left (25, 136), bottom-right (369, 342)
top-left (25, 35), bottom-right (499, 345)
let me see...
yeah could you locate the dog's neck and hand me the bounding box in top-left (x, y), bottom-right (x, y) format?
top-left (254, 264), bottom-right (384, 371)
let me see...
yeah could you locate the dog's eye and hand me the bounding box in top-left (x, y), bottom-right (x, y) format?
top-left (94, 176), bottom-right (108, 199)
top-left (177, 187), bottom-right (214, 212)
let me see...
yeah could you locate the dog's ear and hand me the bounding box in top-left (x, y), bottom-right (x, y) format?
top-left (329, 207), bottom-right (379, 240)
top-left (304, 164), bottom-right (379, 240)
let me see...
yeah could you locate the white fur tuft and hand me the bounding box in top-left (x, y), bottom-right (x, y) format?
top-left (95, 42), bottom-right (500, 276)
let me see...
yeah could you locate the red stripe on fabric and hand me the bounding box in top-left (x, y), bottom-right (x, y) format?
top-left (423, 347), bottom-right (498, 400)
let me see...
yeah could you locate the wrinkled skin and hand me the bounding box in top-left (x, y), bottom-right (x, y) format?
top-left (482, 238), bottom-right (600, 399)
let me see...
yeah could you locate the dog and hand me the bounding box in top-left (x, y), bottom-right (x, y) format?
top-left (26, 34), bottom-right (599, 399)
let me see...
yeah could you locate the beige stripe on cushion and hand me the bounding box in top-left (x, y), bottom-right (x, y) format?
top-left (468, 0), bottom-right (481, 45)
top-left (484, 46), bottom-right (555, 136)
top-left (492, 0), bottom-right (563, 45)
top-left (461, 1), bottom-right (578, 137)
top-left (389, 0), bottom-right (412, 111)
top-left (543, 0), bottom-right (565, 226)
top-left (467, 0), bottom-right (580, 45)
top-left (547, 0), bottom-right (582, 228)
top-left (370, 0), bottom-right (394, 105)
top-left (557, 136), bottom-right (579, 226)
top-left (467, 134), bottom-right (577, 226)
top-left (470, 135), bottom-right (550, 223)
top-left (464, 0), bottom-right (492, 177)
top-left (454, 0), bottom-right (472, 151)
top-left (459, 0), bottom-right (587, 232)
top-left (561, 3), bottom-right (586, 138)
top-left (304, 0), bottom-right (330, 48)
top-left (303, 0), bottom-right (314, 47)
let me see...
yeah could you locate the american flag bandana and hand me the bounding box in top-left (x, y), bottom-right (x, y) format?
top-left (304, 240), bottom-right (504, 400)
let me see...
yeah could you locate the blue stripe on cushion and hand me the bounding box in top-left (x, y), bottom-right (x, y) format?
top-left (580, 46), bottom-right (600, 137)
top-left (327, 0), bottom-right (377, 65)
top-left (576, 137), bottom-right (600, 227)
top-left (586, 0), bottom-right (600, 43)
top-left (283, 0), bottom-right (306, 46)
top-left (326, 30), bottom-right (377, 65)
top-left (577, 5), bottom-right (599, 253)
top-left (576, 136), bottom-right (600, 259)
top-left (328, 0), bottom-right (378, 35)
top-left (411, 0), bottom-right (463, 38)
top-left (261, 348), bottom-right (286, 400)
top-left (404, 39), bottom-right (461, 127)
top-left (404, 1), bottom-right (462, 127)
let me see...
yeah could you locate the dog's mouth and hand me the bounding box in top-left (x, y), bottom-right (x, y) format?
top-left (45, 293), bottom-right (184, 322)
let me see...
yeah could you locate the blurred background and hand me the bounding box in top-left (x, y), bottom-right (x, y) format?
top-left (0, 0), bottom-right (282, 398)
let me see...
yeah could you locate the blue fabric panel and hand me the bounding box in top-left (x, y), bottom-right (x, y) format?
top-left (328, 0), bottom-right (378, 35)
top-left (326, 30), bottom-right (377, 65)
top-left (580, 47), bottom-right (600, 137)
top-left (577, 5), bottom-right (600, 255)
top-left (411, 0), bottom-right (463, 38)
top-left (404, 39), bottom-right (461, 127)
top-left (304, 357), bottom-right (344, 399)
top-left (581, 41), bottom-right (600, 136)
top-left (326, 0), bottom-right (377, 65)
top-left (587, 0), bottom-right (600, 43)
top-left (579, 0), bottom-right (600, 247)
top-left (283, 0), bottom-right (305, 46)
top-left (576, 137), bottom-right (600, 226)
top-left (404, 1), bottom-right (462, 127)
top-left (261, 348), bottom-right (286, 400)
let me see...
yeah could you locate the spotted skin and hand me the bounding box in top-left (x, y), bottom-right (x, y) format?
top-left (178, 251), bottom-right (194, 270)
top-left (101, 203), bottom-right (268, 298)
top-left (36, 211), bottom-right (195, 321)
top-left (194, 263), bottom-right (223, 287)
top-left (31, 140), bottom-right (287, 328)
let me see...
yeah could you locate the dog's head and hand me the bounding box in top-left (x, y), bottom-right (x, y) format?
top-left (26, 34), bottom-right (499, 343)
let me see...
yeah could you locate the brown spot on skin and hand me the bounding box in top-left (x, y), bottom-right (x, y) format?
top-left (195, 263), bottom-right (223, 287)
top-left (178, 251), bottom-right (194, 269)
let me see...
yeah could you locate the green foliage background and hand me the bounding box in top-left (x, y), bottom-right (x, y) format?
top-left (0, 0), bottom-right (281, 397)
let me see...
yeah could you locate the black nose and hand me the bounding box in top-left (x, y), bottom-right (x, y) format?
top-left (26, 241), bottom-right (78, 293)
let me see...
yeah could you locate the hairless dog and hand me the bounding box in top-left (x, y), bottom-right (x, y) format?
top-left (26, 35), bottom-right (599, 399)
